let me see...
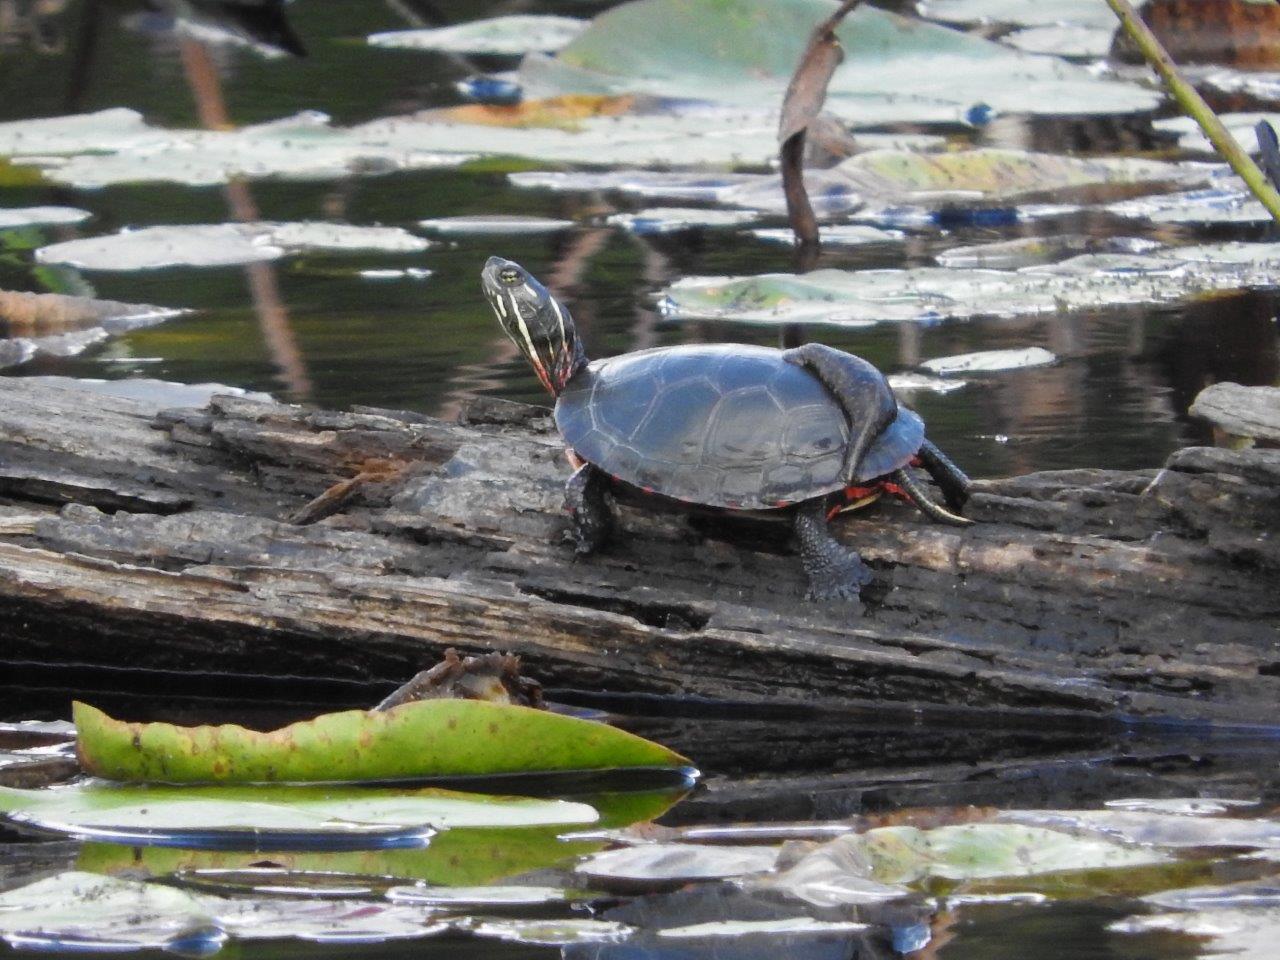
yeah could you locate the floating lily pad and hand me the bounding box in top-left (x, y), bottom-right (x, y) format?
top-left (369, 16), bottom-right (587, 55)
top-left (752, 225), bottom-right (906, 246)
top-left (523, 0), bottom-right (1159, 123)
top-left (888, 372), bottom-right (970, 394)
top-left (577, 843), bottom-right (781, 884)
top-left (358, 103), bottom-right (788, 168)
top-left (916, 0), bottom-right (1117, 29)
top-left (1105, 798), bottom-right (1260, 817)
top-left (0, 781), bottom-right (596, 849)
top-left (659, 242), bottom-right (1280, 327)
top-left (917, 0), bottom-right (1120, 58)
top-left (1192, 65), bottom-right (1280, 103)
top-left (1155, 112), bottom-right (1280, 154)
top-left (657, 918), bottom-right (870, 938)
top-left (0, 871), bottom-right (225, 954)
top-left (211, 895), bottom-right (446, 943)
top-left (998, 809), bottom-right (1280, 849)
top-left (1107, 186), bottom-right (1270, 224)
top-left (36, 223), bottom-right (430, 271)
top-left (418, 215), bottom-right (575, 235)
top-left (0, 206), bottom-right (90, 229)
top-left (773, 824), bottom-right (1169, 901)
top-left (829, 149), bottom-right (1190, 203)
top-left (1144, 879), bottom-right (1280, 910)
top-left (922, 347), bottom-right (1057, 375)
top-left (387, 884), bottom-right (582, 906)
top-left (607, 207), bottom-right (757, 234)
top-left (510, 168), bottom-right (761, 201)
top-left (74, 785), bottom-right (687, 887)
top-left (0, 110), bottom-right (474, 188)
top-left (0, 871), bottom-right (448, 953)
top-left (360, 267), bottom-right (435, 280)
top-left (935, 235), bottom-right (1163, 269)
top-left (1003, 23), bottom-right (1116, 58)
top-left (569, 149), bottom-right (1196, 216)
top-left (73, 700), bottom-right (688, 782)
top-left (470, 918), bottom-right (633, 945)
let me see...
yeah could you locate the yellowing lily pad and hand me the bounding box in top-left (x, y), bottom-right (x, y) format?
top-left (73, 700), bottom-right (689, 783)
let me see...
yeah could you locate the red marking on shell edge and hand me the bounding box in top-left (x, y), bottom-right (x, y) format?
top-left (910, 455), bottom-right (923, 468)
top-left (883, 482), bottom-right (909, 500)
top-left (774, 499), bottom-right (790, 508)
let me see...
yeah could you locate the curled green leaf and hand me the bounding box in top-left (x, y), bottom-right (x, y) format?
top-left (73, 700), bottom-right (689, 784)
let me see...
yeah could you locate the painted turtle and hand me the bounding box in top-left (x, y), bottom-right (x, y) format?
top-left (481, 257), bottom-right (972, 601)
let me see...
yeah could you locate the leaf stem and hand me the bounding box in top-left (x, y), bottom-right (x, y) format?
top-left (1104, 0), bottom-right (1280, 224)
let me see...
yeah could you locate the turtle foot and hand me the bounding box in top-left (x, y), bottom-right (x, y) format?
top-left (564, 462), bottom-right (613, 556)
top-left (566, 523), bottom-right (606, 557)
top-left (804, 557), bottom-right (874, 602)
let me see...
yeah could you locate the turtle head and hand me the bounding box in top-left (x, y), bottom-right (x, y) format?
top-left (482, 257), bottom-right (586, 397)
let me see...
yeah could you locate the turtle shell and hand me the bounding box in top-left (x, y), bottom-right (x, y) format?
top-left (554, 344), bottom-right (923, 510)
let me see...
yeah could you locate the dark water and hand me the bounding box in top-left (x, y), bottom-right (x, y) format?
top-left (0, 0), bottom-right (1276, 480)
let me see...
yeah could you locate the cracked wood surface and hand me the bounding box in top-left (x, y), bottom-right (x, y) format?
top-left (0, 377), bottom-right (1276, 724)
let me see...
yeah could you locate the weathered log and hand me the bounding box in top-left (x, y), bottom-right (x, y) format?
top-left (0, 376), bottom-right (1275, 725)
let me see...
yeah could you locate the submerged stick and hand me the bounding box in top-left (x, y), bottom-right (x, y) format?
top-left (1104, 0), bottom-right (1280, 225)
top-left (779, 0), bottom-right (864, 260)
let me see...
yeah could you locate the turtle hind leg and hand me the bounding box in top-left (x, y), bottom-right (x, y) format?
top-left (917, 438), bottom-right (971, 512)
top-left (565, 462), bottom-right (613, 555)
top-left (793, 498), bottom-right (873, 602)
top-left (783, 343), bottom-right (897, 485)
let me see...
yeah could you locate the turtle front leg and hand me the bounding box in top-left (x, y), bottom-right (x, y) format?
top-left (793, 499), bottom-right (873, 601)
top-left (783, 343), bottom-right (898, 484)
top-left (565, 462), bottom-right (613, 555)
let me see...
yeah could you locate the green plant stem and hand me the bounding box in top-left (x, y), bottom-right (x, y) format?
top-left (1104, 0), bottom-right (1280, 225)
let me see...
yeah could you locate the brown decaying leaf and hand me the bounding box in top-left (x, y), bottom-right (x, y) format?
top-left (1113, 0), bottom-right (1280, 69)
top-left (779, 0), bottom-right (864, 253)
top-left (0, 290), bottom-right (173, 334)
top-left (426, 94), bottom-right (638, 130)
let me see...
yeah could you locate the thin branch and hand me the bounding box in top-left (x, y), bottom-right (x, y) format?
top-left (1104, 0), bottom-right (1280, 225)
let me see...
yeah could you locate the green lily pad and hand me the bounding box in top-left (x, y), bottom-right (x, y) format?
top-left (524, 0), bottom-right (1159, 121)
top-left (0, 781), bottom-right (598, 850)
top-left (71, 784), bottom-right (686, 885)
top-left (73, 700), bottom-right (689, 783)
top-left (769, 824), bottom-right (1170, 905)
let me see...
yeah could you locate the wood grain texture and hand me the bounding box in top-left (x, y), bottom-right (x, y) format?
top-left (0, 377), bottom-right (1275, 725)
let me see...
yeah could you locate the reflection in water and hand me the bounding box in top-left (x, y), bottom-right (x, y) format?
top-left (134, 0), bottom-right (305, 58)
top-left (0, 0), bottom-right (69, 53)
top-left (178, 34), bottom-right (313, 400)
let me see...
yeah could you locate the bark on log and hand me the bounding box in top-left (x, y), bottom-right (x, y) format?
top-left (0, 377), bottom-right (1276, 725)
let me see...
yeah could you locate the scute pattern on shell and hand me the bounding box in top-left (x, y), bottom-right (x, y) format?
top-left (554, 343), bottom-right (920, 510)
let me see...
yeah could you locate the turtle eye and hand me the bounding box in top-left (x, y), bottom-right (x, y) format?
top-left (499, 267), bottom-right (521, 285)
